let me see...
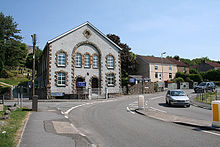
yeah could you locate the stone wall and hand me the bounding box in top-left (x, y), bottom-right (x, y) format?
top-left (128, 82), bottom-right (155, 95)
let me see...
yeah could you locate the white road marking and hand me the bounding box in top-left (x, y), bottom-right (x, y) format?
top-left (65, 115), bottom-right (68, 119)
top-left (150, 96), bottom-right (164, 100)
top-left (202, 130), bottom-right (220, 137)
top-left (150, 107), bottom-right (167, 113)
top-left (126, 107), bottom-right (135, 114)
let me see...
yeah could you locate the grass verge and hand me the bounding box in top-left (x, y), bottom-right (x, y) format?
top-left (194, 92), bottom-right (220, 104)
top-left (0, 107), bottom-right (30, 147)
top-left (0, 77), bottom-right (29, 86)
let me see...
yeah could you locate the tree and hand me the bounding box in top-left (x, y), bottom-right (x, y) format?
top-left (0, 12), bottom-right (27, 73)
top-left (107, 34), bottom-right (136, 86)
top-left (25, 47), bottom-right (42, 69)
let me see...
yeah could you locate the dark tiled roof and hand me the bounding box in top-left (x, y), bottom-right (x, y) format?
top-left (139, 55), bottom-right (175, 64)
top-left (206, 62), bottom-right (220, 68)
top-left (167, 58), bottom-right (188, 67)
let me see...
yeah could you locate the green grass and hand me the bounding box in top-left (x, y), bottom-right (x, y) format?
top-left (0, 77), bottom-right (29, 86)
top-left (0, 107), bottom-right (28, 147)
top-left (195, 92), bottom-right (220, 104)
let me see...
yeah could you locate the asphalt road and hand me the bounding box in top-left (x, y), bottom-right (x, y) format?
top-left (67, 93), bottom-right (220, 147)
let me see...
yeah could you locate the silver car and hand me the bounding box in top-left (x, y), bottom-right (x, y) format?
top-left (166, 90), bottom-right (190, 107)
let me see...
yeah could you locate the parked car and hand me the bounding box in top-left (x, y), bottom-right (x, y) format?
top-left (166, 90), bottom-right (190, 107)
top-left (194, 82), bottom-right (216, 93)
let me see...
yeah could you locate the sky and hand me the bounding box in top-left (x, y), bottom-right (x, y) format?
top-left (1, 0), bottom-right (220, 61)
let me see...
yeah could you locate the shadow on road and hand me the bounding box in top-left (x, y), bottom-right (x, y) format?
top-left (158, 103), bottom-right (188, 108)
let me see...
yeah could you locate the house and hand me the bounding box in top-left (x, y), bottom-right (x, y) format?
top-left (36, 22), bottom-right (121, 99)
top-left (136, 56), bottom-right (178, 82)
top-left (197, 60), bottom-right (220, 72)
top-left (167, 58), bottom-right (189, 73)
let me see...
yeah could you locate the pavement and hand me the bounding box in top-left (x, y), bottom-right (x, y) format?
top-left (17, 100), bottom-right (96, 147)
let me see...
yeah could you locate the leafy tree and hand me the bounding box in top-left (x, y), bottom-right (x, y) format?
top-left (107, 34), bottom-right (136, 86)
top-left (25, 47), bottom-right (42, 69)
top-left (189, 68), bottom-right (199, 74)
top-left (175, 77), bottom-right (184, 83)
top-left (0, 12), bottom-right (27, 73)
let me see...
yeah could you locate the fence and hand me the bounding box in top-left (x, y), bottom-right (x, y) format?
top-left (196, 90), bottom-right (220, 104)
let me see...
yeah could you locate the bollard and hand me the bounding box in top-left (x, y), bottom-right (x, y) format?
top-left (88, 88), bottom-right (92, 100)
top-left (212, 100), bottom-right (220, 128)
top-left (138, 95), bottom-right (145, 110)
top-left (105, 87), bottom-right (108, 99)
top-left (32, 95), bottom-right (38, 111)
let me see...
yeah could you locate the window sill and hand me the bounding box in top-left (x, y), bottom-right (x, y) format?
top-left (107, 84), bottom-right (115, 87)
top-left (56, 84), bottom-right (66, 87)
top-left (75, 66), bottom-right (82, 68)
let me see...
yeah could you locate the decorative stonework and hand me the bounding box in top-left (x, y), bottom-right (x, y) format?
top-left (83, 29), bottom-right (92, 39)
top-left (55, 49), bottom-right (68, 67)
top-left (105, 54), bottom-right (116, 70)
top-left (72, 41), bottom-right (102, 93)
top-left (55, 70), bottom-right (68, 87)
top-left (105, 72), bottom-right (116, 87)
top-left (47, 44), bottom-right (52, 99)
top-left (83, 52), bottom-right (91, 68)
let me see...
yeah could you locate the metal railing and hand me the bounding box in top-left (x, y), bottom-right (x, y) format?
top-left (196, 90), bottom-right (220, 104)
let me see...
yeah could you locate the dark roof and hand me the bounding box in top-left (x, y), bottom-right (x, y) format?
top-left (167, 58), bottom-right (188, 67)
top-left (206, 62), bottom-right (220, 68)
top-left (139, 56), bottom-right (175, 65)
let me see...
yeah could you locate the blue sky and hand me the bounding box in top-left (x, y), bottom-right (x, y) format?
top-left (1, 0), bottom-right (220, 60)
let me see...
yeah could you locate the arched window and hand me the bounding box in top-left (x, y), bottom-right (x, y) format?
top-left (84, 54), bottom-right (90, 68)
top-left (107, 55), bottom-right (114, 69)
top-left (76, 54), bottom-right (82, 67)
top-left (93, 55), bottom-right (98, 68)
top-left (58, 53), bottom-right (66, 66)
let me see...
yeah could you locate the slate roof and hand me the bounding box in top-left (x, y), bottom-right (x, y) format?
top-left (167, 58), bottom-right (188, 67)
top-left (139, 55), bottom-right (175, 65)
top-left (206, 62), bottom-right (220, 68)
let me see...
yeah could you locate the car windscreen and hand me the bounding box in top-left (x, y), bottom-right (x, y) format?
top-left (171, 91), bottom-right (186, 96)
top-left (198, 82), bottom-right (206, 86)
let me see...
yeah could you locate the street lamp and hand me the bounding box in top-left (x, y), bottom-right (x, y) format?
top-left (161, 52), bottom-right (166, 91)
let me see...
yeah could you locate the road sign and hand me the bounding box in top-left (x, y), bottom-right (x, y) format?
top-left (129, 78), bottom-right (135, 83)
top-left (77, 82), bottom-right (86, 87)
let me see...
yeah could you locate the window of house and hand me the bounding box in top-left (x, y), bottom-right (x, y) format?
top-left (155, 65), bottom-right (158, 70)
top-left (57, 52), bottom-right (66, 66)
top-left (107, 73), bottom-right (115, 86)
top-left (93, 55), bottom-right (98, 68)
top-left (84, 54), bottom-right (90, 68)
top-left (76, 54), bottom-right (82, 67)
top-left (169, 73), bottom-right (172, 79)
top-left (107, 55), bottom-right (114, 69)
top-left (57, 72), bottom-right (66, 86)
top-left (169, 65), bottom-right (172, 71)
top-left (155, 72), bottom-right (158, 78)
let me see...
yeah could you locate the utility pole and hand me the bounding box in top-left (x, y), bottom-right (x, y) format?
top-left (31, 34), bottom-right (36, 97)
top-left (31, 34), bottom-right (38, 111)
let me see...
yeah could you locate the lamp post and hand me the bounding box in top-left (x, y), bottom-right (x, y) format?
top-left (161, 52), bottom-right (166, 91)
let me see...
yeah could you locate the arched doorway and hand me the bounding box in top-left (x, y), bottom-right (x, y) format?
top-left (91, 77), bottom-right (98, 94)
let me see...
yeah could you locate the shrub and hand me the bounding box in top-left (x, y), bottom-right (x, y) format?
top-left (175, 77), bottom-right (184, 83)
top-left (0, 86), bottom-right (11, 94)
top-left (189, 74), bottom-right (203, 82)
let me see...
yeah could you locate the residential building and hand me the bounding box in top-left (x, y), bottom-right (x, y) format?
top-left (136, 56), bottom-right (178, 82)
top-left (197, 60), bottom-right (220, 72)
top-left (167, 58), bottom-right (189, 73)
top-left (36, 22), bottom-right (121, 99)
